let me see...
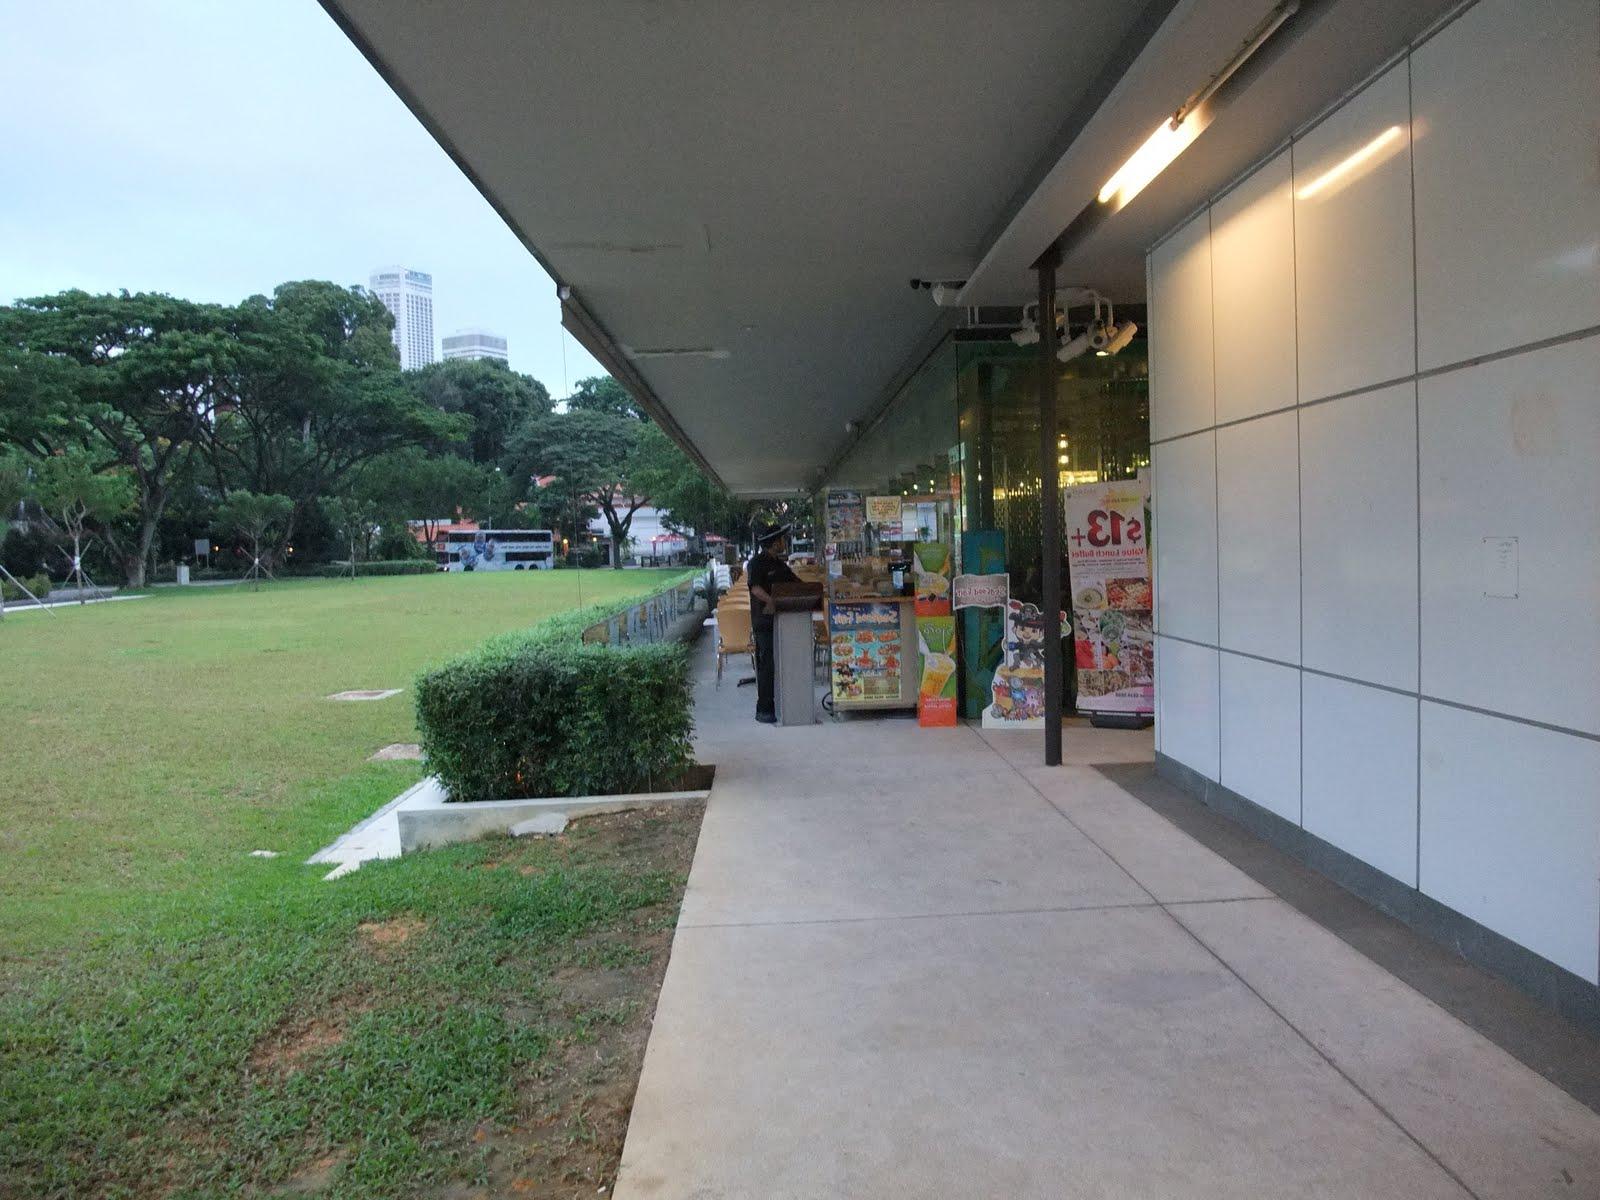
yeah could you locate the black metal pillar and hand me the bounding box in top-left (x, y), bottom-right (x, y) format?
top-left (1036, 248), bottom-right (1063, 767)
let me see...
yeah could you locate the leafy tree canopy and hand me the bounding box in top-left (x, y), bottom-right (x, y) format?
top-left (405, 358), bottom-right (551, 465)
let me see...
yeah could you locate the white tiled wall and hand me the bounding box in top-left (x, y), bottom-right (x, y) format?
top-left (1152, 432), bottom-right (1217, 645)
top-left (1299, 381), bottom-right (1418, 691)
top-left (1219, 653), bottom-right (1300, 823)
top-left (1211, 150), bottom-right (1297, 425)
top-left (1411, 0), bottom-right (1600, 370)
top-left (1154, 636), bottom-right (1218, 782)
top-left (1147, 0), bottom-right (1600, 983)
top-left (1216, 410), bottom-right (1299, 664)
top-left (1302, 675), bottom-right (1417, 888)
top-left (1419, 337), bottom-right (1600, 736)
top-left (1291, 63), bottom-right (1415, 404)
top-left (1419, 703), bottom-right (1600, 981)
top-left (1148, 210), bottom-right (1214, 442)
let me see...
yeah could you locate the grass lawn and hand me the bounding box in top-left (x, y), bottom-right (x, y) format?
top-left (0, 571), bottom-right (703, 1199)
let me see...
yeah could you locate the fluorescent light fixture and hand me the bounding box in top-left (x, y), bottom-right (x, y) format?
top-left (1295, 126), bottom-right (1404, 199)
top-left (1098, 113), bottom-right (1205, 210)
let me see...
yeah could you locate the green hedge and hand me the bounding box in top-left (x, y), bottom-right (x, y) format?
top-left (414, 578), bottom-right (696, 802)
top-left (0, 573), bottom-right (51, 603)
top-left (310, 560), bottom-right (436, 578)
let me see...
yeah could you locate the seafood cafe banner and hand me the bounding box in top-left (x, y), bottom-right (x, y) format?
top-left (1065, 478), bottom-right (1154, 715)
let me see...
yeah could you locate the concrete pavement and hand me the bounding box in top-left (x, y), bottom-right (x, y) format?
top-left (613, 635), bottom-right (1600, 1199)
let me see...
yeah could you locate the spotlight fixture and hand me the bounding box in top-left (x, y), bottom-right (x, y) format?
top-left (1056, 329), bottom-right (1092, 363)
top-left (1096, 320), bottom-right (1139, 357)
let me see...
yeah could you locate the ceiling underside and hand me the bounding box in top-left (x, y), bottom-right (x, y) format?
top-left (323, 0), bottom-right (1457, 494)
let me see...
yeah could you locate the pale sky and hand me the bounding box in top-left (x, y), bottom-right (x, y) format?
top-left (0, 0), bottom-right (602, 395)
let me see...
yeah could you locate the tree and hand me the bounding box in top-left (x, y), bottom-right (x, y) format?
top-left (405, 358), bottom-right (551, 465)
top-left (631, 422), bottom-right (751, 556)
top-left (199, 282), bottom-right (463, 555)
top-left (354, 448), bottom-right (494, 549)
top-left (508, 407), bottom-right (651, 568)
top-left (0, 290), bottom-right (240, 585)
top-left (322, 494), bottom-right (379, 573)
top-left (214, 491), bottom-right (293, 584)
top-left (29, 449), bottom-right (136, 594)
top-left (565, 375), bottom-right (638, 420)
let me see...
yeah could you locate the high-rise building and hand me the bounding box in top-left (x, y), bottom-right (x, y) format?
top-left (442, 328), bottom-right (509, 364)
top-left (368, 266), bottom-right (436, 370)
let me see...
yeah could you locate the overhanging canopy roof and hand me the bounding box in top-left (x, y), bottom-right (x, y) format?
top-left (322, 0), bottom-right (1454, 494)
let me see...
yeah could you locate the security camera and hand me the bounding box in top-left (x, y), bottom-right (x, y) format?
top-left (1011, 319), bottom-right (1040, 347)
top-left (908, 278), bottom-right (926, 291)
top-left (1087, 319), bottom-right (1112, 351)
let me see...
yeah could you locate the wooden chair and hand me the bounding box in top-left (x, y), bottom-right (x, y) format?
top-left (715, 604), bottom-right (754, 687)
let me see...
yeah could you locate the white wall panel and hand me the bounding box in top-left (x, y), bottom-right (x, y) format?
top-left (1412, 0), bottom-right (1600, 370)
top-left (1216, 412), bottom-right (1299, 663)
top-left (1149, 210), bottom-right (1215, 441)
top-left (1419, 337), bottom-right (1600, 735)
top-left (1153, 431), bottom-right (1217, 645)
top-left (1303, 674), bottom-right (1417, 887)
top-left (1300, 382), bottom-right (1418, 690)
top-left (1420, 703), bottom-right (1600, 983)
top-left (1219, 652), bottom-right (1300, 823)
top-left (1293, 64), bottom-right (1415, 402)
top-left (1156, 635), bottom-right (1219, 781)
top-left (1211, 150), bottom-right (1298, 424)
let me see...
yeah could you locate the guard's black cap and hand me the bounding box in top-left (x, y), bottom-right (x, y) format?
top-left (754, 521), bottom-right (791, 546)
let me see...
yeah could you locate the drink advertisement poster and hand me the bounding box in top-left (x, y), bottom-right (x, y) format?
top-left (829, 602), bottom-right (904, 703)
top-left (1065, 479), bottom-right (1153, 715)
top-left (916, 614), bottom-right (958, 726)
top-left (912, 541), bottom-right (951, 616)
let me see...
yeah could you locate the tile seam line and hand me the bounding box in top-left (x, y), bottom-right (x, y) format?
top-left (1147, 320), bottom-right (1600, 447)
top-left (1166, 905), bottom-right (1484, 1200)
top-left (1150, 634), bottom-right (1600, 743)
top-left (676, 893), bottom-right (1280, 933)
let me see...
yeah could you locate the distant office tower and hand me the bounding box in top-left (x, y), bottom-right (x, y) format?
top-left (369, 266), bottom-right (436, 370)
top-left (442, 328), bottom-right (509, 364)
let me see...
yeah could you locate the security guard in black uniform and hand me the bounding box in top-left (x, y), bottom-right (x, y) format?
top-left (746, 522), bottom-right (799, 723)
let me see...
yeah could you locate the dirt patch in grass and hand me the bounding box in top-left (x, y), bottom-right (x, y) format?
top-left (248, 988), bottom-right (373, 1079)
top-left (356, 913), bottom-right (429, 951)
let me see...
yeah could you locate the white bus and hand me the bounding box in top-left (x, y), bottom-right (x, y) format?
top-left (437, 529), bottom-right (556, 571)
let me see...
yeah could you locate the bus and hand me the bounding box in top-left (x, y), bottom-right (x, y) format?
top-left (437, 529), bottom-right (556, 571)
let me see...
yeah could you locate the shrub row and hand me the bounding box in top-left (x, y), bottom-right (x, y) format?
top-left (414, 577), bottom-right (697, 803)
top-left (307, 560), bottom-right (436, 578)
top-left (0, 573), bottom-right (52, 603)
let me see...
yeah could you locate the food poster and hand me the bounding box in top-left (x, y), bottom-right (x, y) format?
top-left (825, 489), bottom-right (865, 561)
top-left (865, 495), bottom-right (904, 541)
top-left (912, 541), bottom-right (951, 616)
top-left (981, 598), bottom-right (1060, 729)
top-left (1065, 479), bottom-right (1154, 715)
top-left (959, 531), bottom-right (1006, 719)
top-left (916, 614), bottom-right (958, 726)
top-left (828, 602), bottom-right (904, 704)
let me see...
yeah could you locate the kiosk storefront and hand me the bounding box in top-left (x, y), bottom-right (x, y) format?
top-left (818, 326), bottom-right (1151, 727)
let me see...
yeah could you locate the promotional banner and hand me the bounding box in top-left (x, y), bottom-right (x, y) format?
top-left (916, 614), bottom-right (958, 726)
top-left (981, 598), bottom-right (1065, 729)
top-left (912, 541), bottom-right (951, 616)
top-left (828, 601), bottom-right (904, 702)
top-left (958, 531), bottom-right (1007, 720)
top-left (1065, 479), bottom-right (1153, 715)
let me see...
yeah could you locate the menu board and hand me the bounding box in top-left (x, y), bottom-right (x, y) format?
top-left (1065, 479), bottom-right (1153, 715)
top-left (829, 602), bottom-right (904, 702)
top-left (824, 490), bottom-right (865, 560)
